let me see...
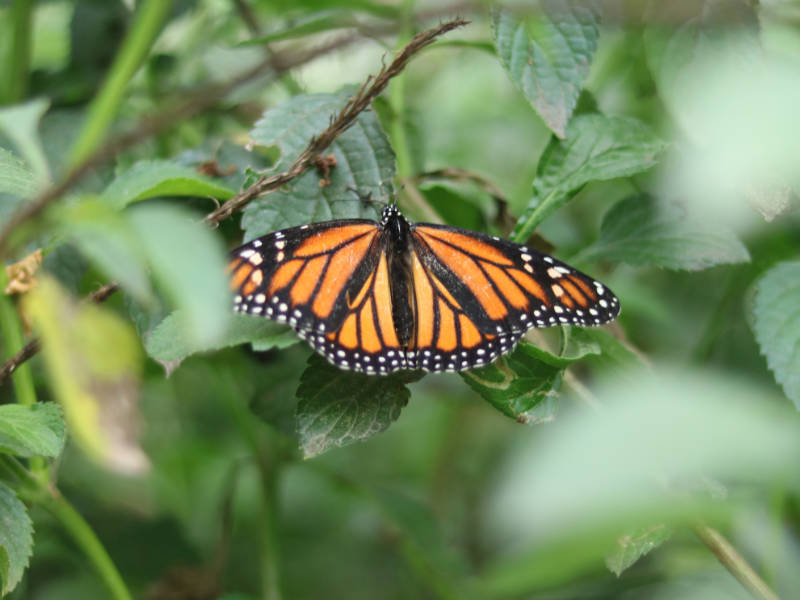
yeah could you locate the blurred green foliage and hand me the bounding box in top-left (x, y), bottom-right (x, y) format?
top-left (1, 1), bottom-right (800, 599)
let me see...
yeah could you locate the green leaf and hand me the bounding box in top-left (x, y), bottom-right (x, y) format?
top-left (0, 481), bottom-right (33, 596)
top-left (24, 276), bottom-right (148, 473)
top-left (0, 98), bottom-right (50, 181)
top-left (492, 2), bottom-right (600, 138)
top-left (461, 341), bottom-right (566, 424)
top-left (101, 159), bottom-right (236, 210)
top-left (55, 197), bottom-right (154, 304)
top-left (513, 114), bottom-right (666, 242)
top-left (0, 403), bottom-right (66, 458)
top-left (146, 311), bottom-right (298, 364)
top-left (242, 91), bottom-right (395, 238)
top-left (576, 194), bottom-right (750, 270)
top-left (481, 367), bottom-right (800, 595)
top-left (128, 204), bottom-right (230, 347)
top-left (605, 524), bottom-right (673, 576)
top-left (752, 262), bottom-right (800, 409)
top-left (295, 354), bottom-right (421, 458)
top-left (0, 147), bottom-right (37, 198)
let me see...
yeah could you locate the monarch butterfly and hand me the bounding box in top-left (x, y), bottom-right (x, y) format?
top-left (227, 204), bottom-right (619, 375)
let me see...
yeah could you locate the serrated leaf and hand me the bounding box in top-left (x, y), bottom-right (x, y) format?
top-left (0, 147), bottom-right (37, 198)
top-left (101, 159), bottom-right (236, 210)
top-left (23, 276), bottom-right (148, 473)
top-left (513, 115), bottom-right (666, 242)
top-left (0, 403), bottom-right (66, 458)
top-left (56, 197), bottom-right (154, 304)
top-left (145, 311), bottom-right (298, 365)
top-left (0, 98), bottom-right (50, 181)
top-left (753, 262), bottom-right (800, 409)
top-left (0, 481), bottom-right (33, 596)
top-left (576, 194), bottom-right (750, 270)
top-left (242, 91), bottom-right (395, 238)
top-left (296, 354), bottom-right (421, 458)
top-left (606, 524), bottom-right (673, 576)
top-left (127, 204), bottom-right (229, 347)
top-left (461, 341), bottom-right (567, 424)
top-left (492, 2), bottom-right (600, 138)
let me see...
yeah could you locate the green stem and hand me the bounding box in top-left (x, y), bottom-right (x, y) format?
top-left (511, 187), bottom-right (558, 243)
top-left (218, 389), bottom-right (284, 600)
top-left (388, 0), bottom-right (415, 180)
top-left (0, 267), bottom-right (37, 406)
top-left (692, 523), bottom-right (779, 600)
top-left (0, 0), bottom-right (33, 104)
top-left (68, 0), bottom-right (175, 167)
top-left (42, 490), bottom-right (133, 600)
top-left (0, 456), bottom-right (132, 600)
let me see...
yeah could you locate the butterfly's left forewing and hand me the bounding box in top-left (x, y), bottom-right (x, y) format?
top-left (228, 220), bottom-right (381, 334)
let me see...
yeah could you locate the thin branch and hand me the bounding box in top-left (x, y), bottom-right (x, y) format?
top-left (203, 18), bottom-right (469, 226)
top-left (692, 523), bottom-right (780, 600)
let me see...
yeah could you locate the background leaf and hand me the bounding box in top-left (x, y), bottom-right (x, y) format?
top-left (605, 524), bottom-right (673, 576)
top-left (513, 114), bottom-right (666, 242)
top-left (23, 277), bottom-right (147, 473)
top-left (492, 2), bottom-right (600, 138)
top-left (752, 262), bottom-right (800, 409)
top-left (56, 198), bottom-right (154, 304)
top-left (0, 481), bottom-right (33, 596)
top-left (575, 194), bottom-right (750, 270)
top-left (0, 147), bottom-right (37, 199)
top-left (127, 204), bottom-right (230, 347)
top-left (101, 159), bottom-right (236, 210)
top-left (145, 311), bottom-right (298, 365)
top-left (0, 98), bottom-right (50, 181)
top-left (242, 91), bottom-right (396, 238)
top-left (0, 403), bottom-right (66, 458)
top-left (295, 354), bottom-right (421, 458)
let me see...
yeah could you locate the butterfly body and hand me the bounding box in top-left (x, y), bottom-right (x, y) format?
top-left (228, 204), bottom-right (620, 375)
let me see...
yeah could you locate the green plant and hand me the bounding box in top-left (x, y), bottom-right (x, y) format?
top-left (1, 1), bottom-right (799, 599)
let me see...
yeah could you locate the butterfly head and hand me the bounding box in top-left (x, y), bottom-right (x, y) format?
top-left (380, 204), bottom-right (402, 227)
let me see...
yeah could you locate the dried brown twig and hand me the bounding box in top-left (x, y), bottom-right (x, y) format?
top-left (203, 18), bottom-right (469, 226)
top-left (0, 17), bottom-right (469, 387)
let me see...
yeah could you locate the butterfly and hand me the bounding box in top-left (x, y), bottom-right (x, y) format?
top-left (227, 203), bottom-right (620, 375)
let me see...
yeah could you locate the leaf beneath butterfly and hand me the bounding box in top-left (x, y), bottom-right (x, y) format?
top-left (0, 403), bottom-right (66, 458)
top-left (145, 311), bottom-right (298, 368)
top-left (295, 354), bottom-right (422, 458)
top-left (513, 115), bottom-right (666, 242)
top-left (752, 262), bottom-right (800, 409)
top-left (0, 98), bottom-right (50, 181)
top-left (461, 341), bottom-right (586, 424)
top-left (492, 2), bottom-right (600, 139)
top-left (101, 159), bottom-right (236, 210)
top-left (0, 481), bottom-right (33, 596)
top-left (576, 194), bottom-right (750, 270)
top-left (242, 91), bottom-right (395, 238)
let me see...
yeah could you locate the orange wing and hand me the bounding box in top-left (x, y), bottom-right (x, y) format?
top-left (301, 248), bottom-right (415, 374)
top-left (412, 224), bottom-right (620, 336)
top-left (405, 246), bottom-right (523, 372)
top-left (227, 220), bottom-right (381, 335)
